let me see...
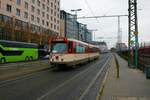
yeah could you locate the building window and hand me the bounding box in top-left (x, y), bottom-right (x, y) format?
top-left (51, 9), bottom-right (53, 14)
top-left (32, 0), bottom-right (35, 4)
top-left (51, 23), bottom-right (53, 28)
top-left (51, 2), bottom-right (53, 7)
top-left (54, 25), bottom-right (56, 29)
top-left (57, 13), bottom-right (59, 18)
top-left (57, 20), bottom-right (59, 24)
top-left (47, 7), bottom-right (49, 12)
top-left (54, 5), bottom-right (56, 10)
top-left (0, 1), bottom-right (1, 8)
top-left (51, 16), bottom-right (53, 21)
top-left (47, 0), bottom-right (49, 5)
top-left (25, 2), bottom-right (28, 10)
top-left (24, 12), bottom-right (28, 19)
top-left (16, 0), bottom-right (21, 5)
top-left (42, 20), bottom-right (44, 25)
top-left (37, 17), bottom-right (40, 23)
top-left (6, 4), bottom-right (12, 12)
top-left (42, 12), bottom-right (45, 17)
top-left (58, 1), bottom-right (60, 6)
top-left (31, 6), bottom-right (35, 13)
top-left (31, 15), bottom-right (34, 21)
top-left (54, 18), bottom-right (56, 23)
top-left (37, 0), bottom-right (40, 6)
top-left (16, 8), bottom-right (20, 16)
top-left (54, 12), bottom-right (56, 16)
top-left (47, 22), bottom-right (49, 27)
top-left (57, 26), bottom-right (59, 30)
top-left (42, 4), bottom-right (45, 10)
top-left (47, 14), bottom-right (49, 19)
top-left (37, 9), bottom-right (40, 15)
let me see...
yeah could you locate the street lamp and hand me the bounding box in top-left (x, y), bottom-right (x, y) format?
top-left (71, 9), bottom-right (82, 15)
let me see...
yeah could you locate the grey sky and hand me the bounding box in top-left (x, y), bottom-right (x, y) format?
top-left (60, 0), bottom-right (150, 48)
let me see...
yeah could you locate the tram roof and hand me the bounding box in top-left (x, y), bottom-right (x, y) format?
top-left (68, 38), bottom-right (99, 48)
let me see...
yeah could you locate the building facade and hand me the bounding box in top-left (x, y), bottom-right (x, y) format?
top-left (78, 23), bottom-right (90, 42)
top-left (0, 0), bottom-right (60, 45)
top-left (85, 29), bottom-right (92, 43)
top-left (60, 10), bottom-right (92, 42)
top-left (60, 10), bottom-right (78, 39)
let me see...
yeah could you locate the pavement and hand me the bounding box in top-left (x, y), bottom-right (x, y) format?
top-left (0, 60), bottom-right (50, 81)
top-left (0, 54), bottom-right (111, 100)
top-left (101, 54), bottom-right (150, 100)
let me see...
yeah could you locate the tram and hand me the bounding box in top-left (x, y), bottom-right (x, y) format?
top-left (49, 38), bottom-right (100, 67)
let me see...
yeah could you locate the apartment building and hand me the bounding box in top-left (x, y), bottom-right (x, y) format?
top-left (0, 0), bottom-right (60, 44)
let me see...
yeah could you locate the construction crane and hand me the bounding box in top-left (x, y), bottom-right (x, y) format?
top-left (78, 11), bottom-right (139, 68)
top-left (128, 0), bottom-right (139, 68)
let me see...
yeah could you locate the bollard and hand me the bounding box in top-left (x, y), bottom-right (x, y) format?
top-left (114, 54), bottom-right (120, 78)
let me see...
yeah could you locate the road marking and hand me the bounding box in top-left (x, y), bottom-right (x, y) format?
top-left (0, 68), bottom-right (50, 88)
top-left (37, 57), bottom-right (107, 100)
top-left (78, 55), bottom-right (111, 100)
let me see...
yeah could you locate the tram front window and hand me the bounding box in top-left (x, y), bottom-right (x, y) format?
top-left (52, 43), bottom-right (67, 53)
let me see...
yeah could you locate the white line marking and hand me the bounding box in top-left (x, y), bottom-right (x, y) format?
top-left (0, 69), bottom-right (50, 88)
top-left (78, 56), bottom-right (111, 100)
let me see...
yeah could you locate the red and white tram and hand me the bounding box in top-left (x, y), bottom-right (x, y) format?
top-left (49, 38), bottom-right (100, 67)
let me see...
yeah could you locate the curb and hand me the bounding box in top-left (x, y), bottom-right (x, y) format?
top-left (0, 66), bottom-right (49, 81)
top-left (96, 56), bottom-right (113, 100)
top-left (0, 60), bottom-right (50, 81)
top-left (96, 68), bottom-right (109, 100)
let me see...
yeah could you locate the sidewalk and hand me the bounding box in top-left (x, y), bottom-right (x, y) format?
top-left (0, 60), bottom-right (50, 81)
top-left (101, 54), bottom-right (150, 100)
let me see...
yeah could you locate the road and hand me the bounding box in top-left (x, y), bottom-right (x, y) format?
top-left (0, 53), bottom-right (111, 100)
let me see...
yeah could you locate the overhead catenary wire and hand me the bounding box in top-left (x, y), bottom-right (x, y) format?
top-left (77, 15), bottom-right (128, 19)
top-left (83, 0), bottom-right (101, 24)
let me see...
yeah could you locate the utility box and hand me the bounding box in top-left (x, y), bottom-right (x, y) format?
top-left (145, 65), bottom-right (150, 79)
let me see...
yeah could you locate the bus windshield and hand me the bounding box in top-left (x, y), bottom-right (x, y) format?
top-left (52, 43), bottom-right (67, 53)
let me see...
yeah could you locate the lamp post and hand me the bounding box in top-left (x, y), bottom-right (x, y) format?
top-left (71, 9), bottom-right (82, 40)
top-left (71, 9), bottom-right (82, 16)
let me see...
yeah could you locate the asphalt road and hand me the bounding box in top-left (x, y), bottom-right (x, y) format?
top-left (0, 53), bottom-right (111, 100)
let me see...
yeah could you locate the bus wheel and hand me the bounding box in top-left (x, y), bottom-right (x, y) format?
top-left (1, 58), bottom-right (6, 64)
top-left (25, 57), bottom-right (29, 61)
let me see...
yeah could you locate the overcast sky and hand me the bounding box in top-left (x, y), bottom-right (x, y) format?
top-left (60, 0), bottom-right (150, 48)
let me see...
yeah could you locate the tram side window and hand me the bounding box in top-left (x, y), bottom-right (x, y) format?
top-left (85, 46), bottom-right (89, 53)
top-left (92, 48), bottom-right (97, 53)
top-left (68, 41), bottom-right (73, 53)
top-left (76, 43), bottom-right (85, 53)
